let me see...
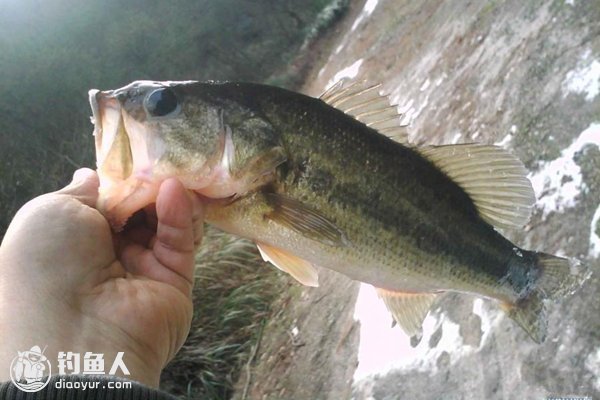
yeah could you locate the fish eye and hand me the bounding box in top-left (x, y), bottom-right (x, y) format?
top-left (144, 87), bottom-right (180, 117)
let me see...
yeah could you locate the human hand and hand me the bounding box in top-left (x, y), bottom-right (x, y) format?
top-left (0, 168), bottom-right (203, 387)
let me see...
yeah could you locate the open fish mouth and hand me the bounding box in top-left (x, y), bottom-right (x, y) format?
top-left (89, 89), bottom-right (134, 181)
top-left (88, 88), bottom-right (157, 230)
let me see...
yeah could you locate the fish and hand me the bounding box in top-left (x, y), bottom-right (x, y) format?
top-left (88, 79), bottom-right (590, 343)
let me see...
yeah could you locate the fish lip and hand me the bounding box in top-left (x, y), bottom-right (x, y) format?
top-left (90, 90), bottom-right (125, 166)
top-left (89, 89), bottom-right (101, 140)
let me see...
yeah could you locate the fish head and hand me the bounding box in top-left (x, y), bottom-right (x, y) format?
top-left (89, 80), bottom-right (228, 229)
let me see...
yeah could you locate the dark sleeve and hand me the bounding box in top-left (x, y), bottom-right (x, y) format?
top-left (0, 375), bottom-right (179, 399)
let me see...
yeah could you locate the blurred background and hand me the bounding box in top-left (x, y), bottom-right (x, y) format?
top-left (1, 1), bottom-right (599, 399)
top-left (0, 0), bottom-right (346, 238)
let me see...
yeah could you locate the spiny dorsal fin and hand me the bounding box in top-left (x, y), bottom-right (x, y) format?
top-left (257, 242), bottom-right (319, 287)
top-left (376, 288), bottom-right (439, 342)
top-left (418, 144), bottom-right (535, 230)
top-left (320, 79), bottom-right (409, 144)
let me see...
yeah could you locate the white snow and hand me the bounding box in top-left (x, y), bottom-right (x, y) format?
top-left (565, 0), bottom-right (575, 5)
top-left (529, 123), bottom-right (600, 215)
top-left (317, 66), bottom-right (327, 77)
top-left (351, 0), bottom-right (379, 31)
top-left (328, 59), bottom-right (364, 89)
top-left (562, 50), bottom-right (600, 101)
top-left (364, 0), bottom-right (379, 14)
top-left (420, 79), bottom-right (431, 92)
top-left (435, 73), bottom-right (447, 87)
top-left (495, 133), bottom-right (513, 147)
top-left (352, 285), bottom-right (501, 382)
top-left (451, 132), bottom-right (462, 144)
top-left (585, 347), bottom-right (600, 391)
top-left (589, 204), bottom-right (600, 258)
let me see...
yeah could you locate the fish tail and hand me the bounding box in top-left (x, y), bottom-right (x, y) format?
top-left (534, 252), bottom-right (590, 299)
top-left (503, 252), bottom-right (590, 343)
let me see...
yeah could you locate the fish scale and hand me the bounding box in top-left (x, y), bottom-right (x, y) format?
top-left (259, 89), bottom-right (512, 289)
top-left (89, 79), bottom-right (590, 343)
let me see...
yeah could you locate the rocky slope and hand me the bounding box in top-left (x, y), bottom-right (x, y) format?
top-left (234, 1), bottom-right (600, 398)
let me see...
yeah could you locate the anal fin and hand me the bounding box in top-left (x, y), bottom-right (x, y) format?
top-left (501, 291), bottom-right (547, 343)
top-left (376, 288), bottom-right (438, 343)
top-left (257, 242), bottom-right (319, 287)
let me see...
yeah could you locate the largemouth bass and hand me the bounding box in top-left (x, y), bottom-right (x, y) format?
top-left (88, 80), bottom-right (590, 343)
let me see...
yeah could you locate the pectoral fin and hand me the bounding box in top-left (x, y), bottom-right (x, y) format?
top-left (265, 193), bottom-right (348, 247)
top-left (376, 288), bottom-right (439, 343)
top-left (256, 242), bottom-right (319, 287)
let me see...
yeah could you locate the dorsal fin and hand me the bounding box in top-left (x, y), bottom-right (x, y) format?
top-left (418, 144), bottom-right (535, 230)
top-left (320, 79), bottom-right (409, 144)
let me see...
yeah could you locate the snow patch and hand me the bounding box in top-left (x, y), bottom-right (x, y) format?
top-left (352, 285), bottom-right (499, 382)
top-left (351, 0), bottom-right (379, 31)
top-left (451, 132), bottom-right (462, 144)
top-left (529, 123), bottom-right (600, 215)
top-left (393, 90), bottom-right (431, 126)
top-left (562, 50), bottom-right (600, 101)
top-left (495, 133), bottom-right (513, 147)
top-left (589, 204), bottom-right (600, 258)
top-left (585, 347), bottom-right (600, 391)
top-left (420, 79), bottom-right (431, 92)
top-left (472, 299), bottom-right (504, 347)
top-left (565, 0), bottom-right (575, 5)
top-left (328, 59), bottom-right (364, 89)
top-left (435, 73), bottom-right (447, 87)
top-left (318, 66), bottom-right (327, 78)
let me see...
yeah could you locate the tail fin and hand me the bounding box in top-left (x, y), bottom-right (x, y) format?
top-left (535, 253), bottom-right (591, 299)
top-left (504, 252), bottom-right (591, 343)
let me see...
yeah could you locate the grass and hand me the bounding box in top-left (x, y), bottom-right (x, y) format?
top-left (159, 227), bottom-right (285, 399)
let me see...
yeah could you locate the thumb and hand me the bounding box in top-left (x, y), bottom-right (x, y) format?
top-left (56, 168), bottom-right (100, 208)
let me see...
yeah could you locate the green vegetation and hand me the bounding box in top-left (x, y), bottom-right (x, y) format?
top-left (160, 227), bottom-right (286, 399)
top-left (0, 1), bottom-right (346, 398)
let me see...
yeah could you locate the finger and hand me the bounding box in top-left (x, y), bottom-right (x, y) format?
top-left (56, 168), bottom-right (99, 208)
top-left (188, 192), bottom-right (205, 249)
top-left (120, 244), bottom-right (193, 296)
top-left (153, 179), bottom-right (199, 286)
top-left (123, 226), bottom-right (155, 248)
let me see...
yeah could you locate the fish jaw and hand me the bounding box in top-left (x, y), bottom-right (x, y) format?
top-left (90, 88), bottom-right (165, 230)
top-left (97, 175), bottom-right (160, 231)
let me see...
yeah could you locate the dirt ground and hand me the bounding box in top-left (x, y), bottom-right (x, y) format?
top-left (233, 1), bottom-right (600, 399)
